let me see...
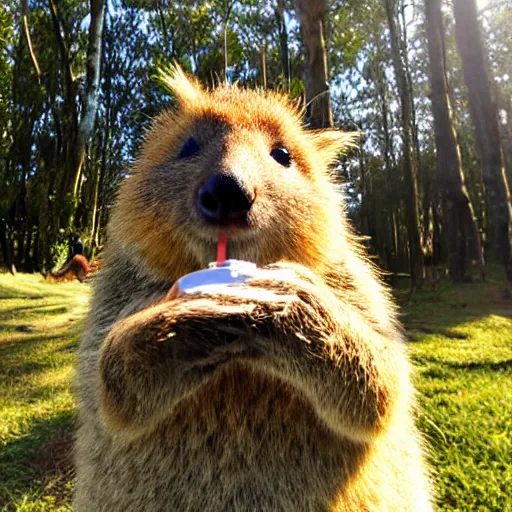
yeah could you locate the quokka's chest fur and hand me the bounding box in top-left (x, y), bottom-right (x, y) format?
top-left (76, 365), bottom-right (369, 511)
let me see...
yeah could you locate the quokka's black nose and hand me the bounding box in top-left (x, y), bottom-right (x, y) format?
top-left (196, 175), bottom-right (253, 225)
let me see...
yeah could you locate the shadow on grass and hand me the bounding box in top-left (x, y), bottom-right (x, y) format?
top-left (0, 304), bottom-right (72, 323)
top-left (2, 378), bottom-right (75, 408)
top-left (0, 331), bottom-right (72, 355)
top-left (424, 357), bottom-right (512, 372)
top-left (0, 410), bottom-right (75, 509)
top-left (0, 295), bottom-right (46, 301)
top-left (0, 289), bottom-right (45, 301)
top-left (0, 333), bottom-right (79, 385)
top-left (0, 276), bottom-right (88, 299)
top-left (444, 359), bottom-right (512, 371)
top-left (394, 276), bottom-right (512, 338)
top-left (413, 355), bottom-right (512, 376)
top-left (406, 326), bottom-right (469, 342)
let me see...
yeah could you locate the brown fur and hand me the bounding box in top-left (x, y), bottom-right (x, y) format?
top-left (74, 66), bottom-right (433, 511)
top-left (46, 255), bottom-right (100, 283)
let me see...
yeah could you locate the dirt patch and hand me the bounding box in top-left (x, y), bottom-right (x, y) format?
top-left (493, 297), bottom-right (512, 317)
top-left (26, 428), bottom-right (75, 506)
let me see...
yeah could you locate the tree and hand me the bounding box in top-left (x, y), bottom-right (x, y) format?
top-left (383, 0), bottom-right (423, 288)
top-left (59, 0), bottom-right (106, 231)
top-left (293, 0), bottom-right (333, 128)
top-left (275, 0), bottom-right (290, 88)
top-left (0, 0), bottom-right (509, 282)
top-left (453, 0), bottom-right (512, 280)
top-left (425, 0), bottom-right (483, 281)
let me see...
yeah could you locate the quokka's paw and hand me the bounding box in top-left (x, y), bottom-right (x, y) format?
top-left (160, 284), bottom-right (295, 366)
top-left (102, 264), bottom-right (334, 375)
top-left (161, 264), bottom-right (339, 365)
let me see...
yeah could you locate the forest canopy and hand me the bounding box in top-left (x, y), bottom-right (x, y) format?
top-left (0, 0), bottom-right (511, 284)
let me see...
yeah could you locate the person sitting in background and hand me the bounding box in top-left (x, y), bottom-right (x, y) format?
top-left (67, 234), bottom-right (84, 263)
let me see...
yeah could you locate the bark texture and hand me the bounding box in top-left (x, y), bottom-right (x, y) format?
top-left (453, 0), bottom-right (512, 280)
top-left (384, 0), bottom-right (423, 288)
top-left (293, 0), bottom-right (333, 128)
top-left (425, 0), bottom-right (484, 281)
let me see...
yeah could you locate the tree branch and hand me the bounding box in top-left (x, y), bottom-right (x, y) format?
top-left (21, 0), bottom-right (41, 83)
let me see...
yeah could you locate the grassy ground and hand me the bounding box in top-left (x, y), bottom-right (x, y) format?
top-left (399, 273), bottom-right (512, 512)
top-left (0, 271), bottom-right (511, 511)
top-left (0, 273), bottom-right (88, 511)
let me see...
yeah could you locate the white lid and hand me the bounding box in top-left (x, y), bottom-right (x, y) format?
top-left (177, 259), bottom-right (294, 295)
top-left (178, 260), bottom-right (257, 294)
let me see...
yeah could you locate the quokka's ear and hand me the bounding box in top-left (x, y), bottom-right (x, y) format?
top-left (157, 63), bottom-right (203, 106)
top-left (309, 130), bottom-right (360, 165)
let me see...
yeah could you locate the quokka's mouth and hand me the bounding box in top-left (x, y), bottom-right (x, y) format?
top-left (187, 226), bottom-right (261, 261)
top-left (194, 216), bottom-right (256, 238)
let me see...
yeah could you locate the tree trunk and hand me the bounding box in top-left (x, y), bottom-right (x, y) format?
top-left (223, 1), bottom-right (235, 82)
top-left (453, 0), bottom-right (512, 280)
top-left (48, 0), bottom-right (77, 242)
top-left (425, 0), bottom-right (484, 282)
top-left (60, 0), bottom-right (106, 231)
top-left (375, 57), bottom-right (400, 271)
top-left (293, 0), bottom-right (333, 128)
top-left (275, 0), bottom-right (290, 89)
top-left (157, 0), bottom-right (170, 54)
top-left (23, 226), bottom-right (34, 271)
top-left (31, 227), bottom-right (40, 271)
top-left (383, 0), bottom-right (423, 288)
top-left (21, 0), bottom-right (41, 82)
top-left (88, 151), bottom-right (101, 254)
top-left (73, 0), bottom-right (106, 195)
top-left (261, 46), bottom-right (267, 89)
top-left (494, 86), bottom-right (512, 186)
top-left (0, 219), bottom-right (16, 275)
top-left (399, 0), bottom-right (421, 176)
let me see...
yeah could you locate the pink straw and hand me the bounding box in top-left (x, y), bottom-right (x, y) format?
top-left (217, 233), bottom-right (227, 265)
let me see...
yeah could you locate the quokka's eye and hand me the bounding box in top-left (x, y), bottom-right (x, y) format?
top-left (270, 147), bottom-right (291, 167)
top-left (179, 137), bottom-right (200, 159)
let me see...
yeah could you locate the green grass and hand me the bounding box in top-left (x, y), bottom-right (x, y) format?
top-left (0, 273), bottom-right (88, 511)
top-left (398, 274), bottom-right (512, 512)
top-left (0, 271), bottom-right (511, 511)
